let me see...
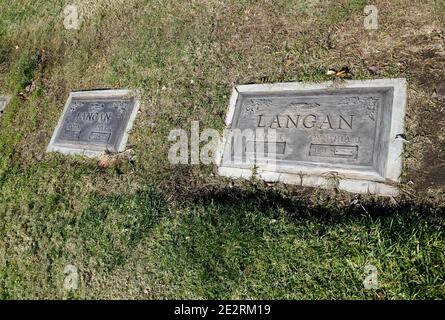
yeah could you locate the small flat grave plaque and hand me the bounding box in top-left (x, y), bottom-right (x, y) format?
top-left (217, 79), bottom-right (407, 196)
top-left (0, 95), bottom-right (11, 117)
top-left (47, 90), bottom-right (139, 157)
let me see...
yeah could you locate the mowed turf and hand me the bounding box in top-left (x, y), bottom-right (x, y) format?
top-left (0, 0), bottom-right (444, 299)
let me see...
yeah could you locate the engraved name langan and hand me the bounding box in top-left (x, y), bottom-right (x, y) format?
top-left (256, 114), bottom-right (354, 130)
top-left (71, 102), bottom-right (113, 123)
top-left (75, 111), bottom-right (112, 122)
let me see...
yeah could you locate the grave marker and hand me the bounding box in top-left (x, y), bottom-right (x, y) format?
top-left (217, 79), bottom-right (407, 196)
top-left (47, 90), bottom-right (139, 157)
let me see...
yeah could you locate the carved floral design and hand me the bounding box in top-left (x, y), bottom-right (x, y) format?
top-left (70, 101), bottom-right (84, 112)
top-left (112, 101), bottom-right (128, 119)
top-left (242, 98), bottom-right (272, 117)
top-left (340, 96), bottom-right (379, 121)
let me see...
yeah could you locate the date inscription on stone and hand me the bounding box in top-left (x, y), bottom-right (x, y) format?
top-left (309, 144), bottom-right (358, 159)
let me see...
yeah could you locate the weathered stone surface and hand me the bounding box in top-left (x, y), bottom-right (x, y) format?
top-left (47, 90), bottom-right (139, 157)
top-left (0, 95), bottom-right (11, 117)
top-left (217, 79), bottom-right (407, 196)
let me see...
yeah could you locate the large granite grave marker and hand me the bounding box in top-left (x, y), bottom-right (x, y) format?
top-left (217, 79), bottom-right (407, 196)
top-left (47, 90), bottom-right (139, 157)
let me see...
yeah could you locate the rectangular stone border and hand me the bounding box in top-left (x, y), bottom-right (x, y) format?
top-left (216, 79), bottom-right (407, 197)
top-left (47, 89), bottom-right (140, 158)
top-left (0, 95), bottom-right (11, 116)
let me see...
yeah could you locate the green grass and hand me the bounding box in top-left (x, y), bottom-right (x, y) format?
top-left (1, 179), bottom-right (443, 299)
top-left (150, 194), bottom-right (443, 299)
top-left (0, 0), bottom-right (444, 299)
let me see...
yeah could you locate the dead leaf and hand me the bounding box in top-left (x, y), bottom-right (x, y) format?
top-left (283, 58), bottom-right (294, 71)
top-left (98, 154), bottom-right (114, 168)
top-left (327, 67), bottom-right (352, 78)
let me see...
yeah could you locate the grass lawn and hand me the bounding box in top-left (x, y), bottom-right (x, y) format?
top-left (0, 0), bottom-right (444, 299)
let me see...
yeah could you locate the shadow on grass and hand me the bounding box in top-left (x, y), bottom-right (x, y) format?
top-left (153, 185), bottom-right (444, 299)
top-left (186, 184), bottom-right (444, 220)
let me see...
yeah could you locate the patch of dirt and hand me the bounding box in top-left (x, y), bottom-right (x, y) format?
top-left (412, 79), bottom-right (445, 190)
top-left (320, 0), bottom-right (445, 202)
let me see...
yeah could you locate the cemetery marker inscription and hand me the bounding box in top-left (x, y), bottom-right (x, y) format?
top-left (217, 79), bottom-right (407, 196)
top-left (47, 90), bottom-right (139, 157)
